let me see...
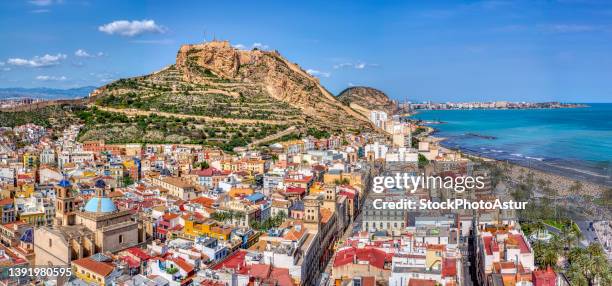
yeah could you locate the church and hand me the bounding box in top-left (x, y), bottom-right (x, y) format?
top-left (34, 178), bottom-right (144, 265)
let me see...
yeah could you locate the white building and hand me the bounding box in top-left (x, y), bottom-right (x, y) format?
top-left (370, 110), bottom-right (388, 129)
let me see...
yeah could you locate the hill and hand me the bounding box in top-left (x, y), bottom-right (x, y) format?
top-left (337, 86), bottom-right (398, 117)
top-left (77, 41), bottom-right (374, 149)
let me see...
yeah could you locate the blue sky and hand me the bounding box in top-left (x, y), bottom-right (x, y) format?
top-left (1, 0), bottom-right (611, 102)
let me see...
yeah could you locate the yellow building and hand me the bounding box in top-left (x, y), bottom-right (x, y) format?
top-left (228, 187), bottom-right (253, 198)
top-left (309, 182), bottom-right (324, 195)
top-left (182, 216), bottom-right (232, 241)
top-left (15, 184), bottom-right (34, 198)
top-left (426, 244), bottom-right (445, 271)
top-left (72, 257), bottom-right (117, 285)
top-left (18, 211), bottom-right (45, 227)
top-left (23, 152), bottom-right (39, 168)
top-left (323, 172), bottom-right (363, 188)
top-left (245, 159), bottom-right (265, 174)
top-left (221, 160), bottom-right (241, 172)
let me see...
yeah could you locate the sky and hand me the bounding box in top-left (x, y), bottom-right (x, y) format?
top-left (1, 0), bottom-right (611, 103)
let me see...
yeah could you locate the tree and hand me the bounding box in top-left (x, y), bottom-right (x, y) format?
top-left (193, 161), bottom-right (209, 170)
top-left (569, 180), bottom-right (583, 194)
top-left (122, 175), bottom-right (134, 187)
top-left (418, 154), bottom-right (429, 168)
top-left (565, 243), bottom-right (611, 286)
top-left (541, 244), bottom-right (559, 268)
top-left (602, 188), bottom-right (612, 207)
top-left (560, 224), bottom-right (580, 255)
top-left (334, 178), bottom-right (350, 186)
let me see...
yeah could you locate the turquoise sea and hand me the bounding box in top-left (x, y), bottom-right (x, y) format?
top-left (413, 103), bottom-right (612, 186)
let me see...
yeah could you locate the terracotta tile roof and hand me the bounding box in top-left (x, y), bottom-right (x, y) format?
top-left (194, 167), bottom-right (224, 177)
top-left (408, 279), bottom-right (436, 286)
top-left (199, 279), bottom-right (226, 286)
top-left (162, 213), bottom-right (180, 220)
top-left (126, 247), bottom-right (151, 260)
top-left (72, 257), bottom-right (115, 277)
top-left (442, 258), bottom-right (457, 277)
top-left (483, 235), bottom-right (499, 255)
top-left (333, 247), bottom-right (388, 269)
top-left (427, 244), bottom-right (446, 251)
top-left (190, 197), bottom-right (216, 208)
top-left (170, 257), bottom-right (194, 273)
top-left (508, 234), bottom-right (530, 253)
top-left (249, 264), bottom-right (271, 279)
top-left (283, 226), bottom-right (305, 241)
top-left (0, 198), bottom-right (13, 206)
top-left (212, 250), bottom-right (247, 271)
top-left (284, 187), bottom-right (305, 195)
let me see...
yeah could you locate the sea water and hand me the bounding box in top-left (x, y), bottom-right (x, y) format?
top-left (413, 103), bottom-right (612, 186)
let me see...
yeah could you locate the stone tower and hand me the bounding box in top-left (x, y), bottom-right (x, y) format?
top-left (54, 178), bottom-right (76, 226)
top-left (322, 184), bottom-right (337, 210)
top-left (303, 195), bottom-right (321, 232)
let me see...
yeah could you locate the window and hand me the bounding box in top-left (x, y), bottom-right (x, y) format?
top-left (119, 234), bottom-right (124, 244)
top-left (48, 238), bottom-right (52, 247)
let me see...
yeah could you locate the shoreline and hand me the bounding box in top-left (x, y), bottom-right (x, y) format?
top-left (411, 111), bottom-right (611, 192)
top-left (436, 142), bottom-right (609, 197)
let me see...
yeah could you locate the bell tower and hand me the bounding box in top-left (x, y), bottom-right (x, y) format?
top-left (303, 195), bottom-right (321, 232)
top-left (54, 178), bottom-right (76, 226)
top-left (322, 184), bottom-right (337, 210)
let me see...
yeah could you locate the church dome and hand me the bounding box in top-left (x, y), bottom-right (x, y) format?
top-left (94, 179), bottom-right (106, 189)
top-left (58, 179), bottom-right (71, 188)
top-left (83, 197), bottom-right (118, 213)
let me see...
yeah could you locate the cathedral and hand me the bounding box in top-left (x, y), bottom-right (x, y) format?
top-left (34, 178), bottom-right (143, 265)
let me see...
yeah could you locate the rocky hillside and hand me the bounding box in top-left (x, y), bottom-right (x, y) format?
top-left (337, 86), bottom-right (398, 116)
top-left (82, 41), bottom-right (374, 148)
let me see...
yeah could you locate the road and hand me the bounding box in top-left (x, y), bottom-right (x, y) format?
top-left (459, 243), bottom-right (474, 286)
top-left (575, 220), bottom-right (598, 247)
top-left (544, 220), bottom-right (598, 248)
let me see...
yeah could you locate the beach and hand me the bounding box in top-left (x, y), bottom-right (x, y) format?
top-left (413, 105), bottom-right (612, 188)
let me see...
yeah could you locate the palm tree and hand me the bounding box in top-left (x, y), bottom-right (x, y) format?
top-left (560, 223), bottom-right (581, 255)
top-left (569, 180), bottom-right (583, 194)
top-left (541, 245), bottom-right (559, 269)
top-left (566, 262), bottom-right (588, 286)
top-left (586, 243), bottom-right (604, 257)
top-left (589, 255), bottom-right (611, 286)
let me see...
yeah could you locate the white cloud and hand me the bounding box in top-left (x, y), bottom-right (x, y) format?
top-left (306, 69), bottom-right (331, 78)
top-left (28, 0), bottom-right (60, 6)
top-left (252, 42), bottom-right (269, 49)
top-left (333, 63), bottom-right (353, 69)
top-left (542, 24), bottom-right (598, 33)
top-left (75, 49), bottom-right (90, 57)
top-left (7, 53), bottom-right (66, 67)
top-left (74, 49), bottom-right (104, 58)
top-left (30, 9), bottom-right (50, 13)
top-left (333, 62), bottom-right (378, 69)
top-left (36, 75), bottom-right (67, 81)
top-left (234, 42), bottom-right (270, 50)
top-left (98, 20), bottom-right (166, 37)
